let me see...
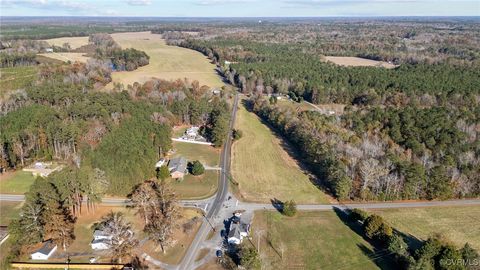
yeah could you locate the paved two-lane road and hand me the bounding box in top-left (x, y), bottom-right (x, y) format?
top-left (177, 93), bottom-right (240, 270)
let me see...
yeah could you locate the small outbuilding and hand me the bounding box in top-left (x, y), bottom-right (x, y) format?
top-left (155, 158), bottom-right (167, 168)
top-left (31, 241), bottom-right (57, 260)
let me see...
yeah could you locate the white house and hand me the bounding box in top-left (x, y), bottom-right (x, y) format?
top-left (91, 239), bottom-right (110, 250)
top-left (185, 126), bottom-right (200, 140)
top-left (90, 230), bottom-right (112, 250)
top-left (227, 221), bottom-right (250, 245)
top-left (45, 48), bottom-right (53, 53)
top-left (31, 241), bottom-right (57, 260)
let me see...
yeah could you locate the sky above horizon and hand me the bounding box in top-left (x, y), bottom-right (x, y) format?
top-left (1, 0), bottom-right (479, 17)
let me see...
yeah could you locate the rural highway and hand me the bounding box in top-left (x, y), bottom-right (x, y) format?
top-left (177, 93), bottom-right (239, 270)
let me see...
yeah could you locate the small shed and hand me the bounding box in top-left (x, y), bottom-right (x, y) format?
top-left (31, 241), bottom-right (57, 260)
top-left (155, 158), bottom-right (167, 168)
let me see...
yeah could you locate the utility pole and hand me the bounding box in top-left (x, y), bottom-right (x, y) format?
top-left (202, 213), bottom-right (216, 232)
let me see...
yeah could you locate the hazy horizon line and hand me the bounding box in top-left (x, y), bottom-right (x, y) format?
top-left (2, 15), bottom-right (479, 18)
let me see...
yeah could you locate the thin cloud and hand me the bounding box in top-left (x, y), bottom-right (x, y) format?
top-left (126, 0), bottom-right (152, 6)
top-left (0, 0), bottom-right (118, 15)
top-left (195, 0), bottom-right (256, 6)
top-left (282, 0), bottom-right (476, 6)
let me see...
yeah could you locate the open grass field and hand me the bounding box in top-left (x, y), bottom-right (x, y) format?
top-left (170, 171), bottom-right (218, 200)
top-left (0, 171), bottom-right (36, 194)
top-left (231, 102), bottom-right (330, 204)
top-left (252, 211), bottom-right (385, 270)
top-left (107, 31), bottom-right (224, 89)
top-left (43, 36), bottom-right (89, 49)
top-left (172, 141), bottom-right (220, 167)
top-left (0, 201), bottom-right (23, 226)
top-left (37, 52), bottom-right (90, 63)
top-left (275, 99), bottom-right (313, 112)
top-left (325, 56), bottom-right (396, 68)
top-left (372, 206), bottom-right (480, 250)
top-left (325, 56), bottom-right (395, 68)
top-left (0, 66), bottom-right (37, 98)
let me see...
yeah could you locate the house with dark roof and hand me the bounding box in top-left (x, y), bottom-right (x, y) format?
top-left (227, 221), bottom-right (250, 245)
top-left (31, 241), bottom-right (57, 260)
top-left (168, 157), bottom-right (187, 179)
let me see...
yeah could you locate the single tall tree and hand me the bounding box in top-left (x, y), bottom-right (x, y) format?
top-left (43, 201), bottom-right (75, 251)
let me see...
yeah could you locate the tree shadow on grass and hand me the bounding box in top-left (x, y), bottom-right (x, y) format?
top-left (333, 207), bottom-right (397, 270)
top-left (270, 198), bottom-right (284, 214)
top-left (394, 229), bottom-right (423, 252)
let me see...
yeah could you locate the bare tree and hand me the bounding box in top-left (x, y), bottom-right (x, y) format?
top-left (129, 181), bottom-right (157, 225)
top-left (99, 212), bottom-right (138, 263)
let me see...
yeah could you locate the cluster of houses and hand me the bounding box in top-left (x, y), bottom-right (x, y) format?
top-left (156, 156), bottom-right (188, 179)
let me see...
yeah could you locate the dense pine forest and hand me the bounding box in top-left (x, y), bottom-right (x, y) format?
top-left (0, 60), bottom-right (230, 195)
top-left (161, 19), bottom-right (480, 201)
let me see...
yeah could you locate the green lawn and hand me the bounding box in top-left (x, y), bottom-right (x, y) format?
top-left (172, 141), bottom-right (220, 167)
top-left (0, 201), bottom-right (23, 226)
top-left (171, 171), bottom-right (218, 200)
top-left (372, 206), bottom-right (480, 250)
top-left (231, 102), bottom-right (330, 204)
top-left (0, 171), bottom-right (37, 194)
top-left (252, 211), bottom-right (386, 270)
top-left (0, 66), bottom-right (37, 97)
top-left (173, 126), bottom-right (188, 138)
top-left (275, 99), bottom-right (313, 112)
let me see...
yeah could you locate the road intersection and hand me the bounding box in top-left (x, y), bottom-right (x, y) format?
top-left (2, 93), bottom-right (480, 269)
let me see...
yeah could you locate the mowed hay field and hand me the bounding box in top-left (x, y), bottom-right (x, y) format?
top-left (108, 31), bottom-right (224, 88)
top-left (252, 211), bottom-right (384, 270)
top-left (231, 102), bottom-right (330, 204)
top-left (37, 52), bottom-right (90, 63)
top-left (325, 56), bottom-right (396, 68)
top-left (43, 36), bottom-right (89, 49)
top-left (372, 206), bottom-right (480, 250)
